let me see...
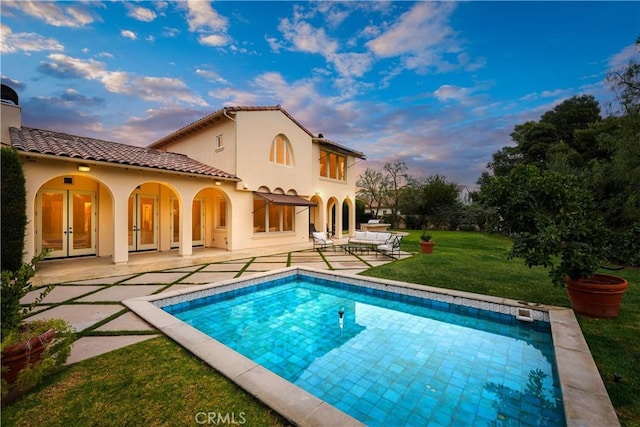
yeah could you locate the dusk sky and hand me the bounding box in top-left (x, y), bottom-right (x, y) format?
top-left (1, 1), bottom-right (638, 188)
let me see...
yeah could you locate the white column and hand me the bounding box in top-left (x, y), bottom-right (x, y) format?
top-left (112, 193), bottom-right (129, 264)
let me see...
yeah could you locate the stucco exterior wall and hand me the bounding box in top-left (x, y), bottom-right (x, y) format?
top-left (234, 110), bottom-right (314, 195)
top-left (157, 119), bottom-right (237, 176)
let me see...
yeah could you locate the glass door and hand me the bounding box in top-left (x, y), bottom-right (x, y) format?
top-left (192, 199), bottom-right (204, 246)
top-left (128, 194), bottom-right (158, 251)
top-left (39, 190), bottom-right (95, 258)
top-left (170, 198), bottom-right (180, 248)
top-left (170, 198), bottom-right (205, 247)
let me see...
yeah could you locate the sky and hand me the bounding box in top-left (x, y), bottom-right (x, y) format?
top-left (1, 1), bottom-right (638, 188)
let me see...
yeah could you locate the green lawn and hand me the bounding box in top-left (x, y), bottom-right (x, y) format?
top-left (3, 231), bottom-right (638, 426)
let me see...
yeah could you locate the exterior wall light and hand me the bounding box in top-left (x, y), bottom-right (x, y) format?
top-left (78, 165), bottom-right (91, 172)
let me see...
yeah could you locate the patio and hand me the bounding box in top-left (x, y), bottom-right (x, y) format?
top-left (26, 241), bottom-right (412, 365)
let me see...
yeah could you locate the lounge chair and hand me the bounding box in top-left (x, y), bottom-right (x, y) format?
top-left (376, 234), bottom-right (402, 259)
top-left (312, 231), bottom-right (334, 251)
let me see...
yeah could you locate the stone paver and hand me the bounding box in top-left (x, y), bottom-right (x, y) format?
top-left (200, 263), bottom-right (247, 272)
top-left (28, 304), bottom-right (125, 332)
top-left (76, 285), bottom-right (166, 302)
top-left (21, 285), bottom-right (104, 304)
top-left (67, 274), bottom-right (137, 285)
top-left (95, 311), bottom-right (156, 332)
top-left (66, 335), bottom-right (158, 365)
top-left (245, 262), bottom-right (289, 271)
top-left (121, 272), bottom-right (190, 284)
top-left (179, 271), bottom-right (238, 283)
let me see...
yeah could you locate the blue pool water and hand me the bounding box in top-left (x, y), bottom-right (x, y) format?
top-left (164, 275), bottom-right (565, 426)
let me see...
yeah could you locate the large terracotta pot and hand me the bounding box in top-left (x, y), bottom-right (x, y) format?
top-left (420, 241), bottom-right (435, 254)
top-left (565, 274), bottom-right (629, 318)
top-left (1, 327), bottom-right (56, 384)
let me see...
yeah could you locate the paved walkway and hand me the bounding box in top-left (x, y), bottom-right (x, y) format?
top-left (25, 242), bottom-right (411, 365)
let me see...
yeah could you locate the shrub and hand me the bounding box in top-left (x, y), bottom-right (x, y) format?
top-left (1, 148), bottom-right (27, 272)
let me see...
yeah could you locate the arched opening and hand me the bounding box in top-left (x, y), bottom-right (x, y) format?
top-left (36, 174), bottom-right (113, 258)
top-left (127, 181), bottom-right (178, 252)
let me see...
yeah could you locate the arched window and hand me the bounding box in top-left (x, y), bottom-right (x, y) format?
top-left (269, 134), bottom-right (293, 166)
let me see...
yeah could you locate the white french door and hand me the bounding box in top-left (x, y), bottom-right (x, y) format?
top-left (38, 190), bottom-right (96, 258)
top-left (170, 198), bottom-right (205, 248)
top-left (128, 194), bottom-right (158, 251)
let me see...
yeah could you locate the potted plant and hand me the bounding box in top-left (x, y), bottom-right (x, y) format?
top-left (419, 231), bottom-right (435, 254)
top-left (482, 165), bottom-right (632, 318)
top-left (1, 251), bottom-right (74, 402)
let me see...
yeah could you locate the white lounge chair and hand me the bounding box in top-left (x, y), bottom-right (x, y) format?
top-left (312, 231), bottom-right (334, 251)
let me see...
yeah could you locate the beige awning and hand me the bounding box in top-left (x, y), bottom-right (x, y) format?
top-left (254, 192), bottom-right (316, 207)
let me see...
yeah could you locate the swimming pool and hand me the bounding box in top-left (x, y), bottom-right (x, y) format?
top-left (124, 266), bottom-right (619, 427)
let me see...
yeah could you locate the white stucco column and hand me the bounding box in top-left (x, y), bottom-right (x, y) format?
top-left (112, 193), bottom-right (129, 264)
top-left (179, 198), bottom-right (193, 257)
top-left (23, 189), bottom-right (37, 263)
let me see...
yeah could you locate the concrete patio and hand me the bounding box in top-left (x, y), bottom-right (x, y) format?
top-left (25, 241), bottom-right (411, 365)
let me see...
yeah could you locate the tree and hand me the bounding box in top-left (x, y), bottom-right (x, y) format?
top-left (540, 94), bottom-right (601, 148)
top-left (1, 148), bottom-right (27, 272)
top-left (606, 37), bottom-right (640, 115)
top-left (399, 174), bottom-right (460, 229)
top-left (383, 160), bottom-right (408, 228)
top-left (356, 168), bottom-right (389, 219)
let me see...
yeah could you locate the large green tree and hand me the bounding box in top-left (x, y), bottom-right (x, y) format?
top-left (481, 79), bottom-right (639, 232)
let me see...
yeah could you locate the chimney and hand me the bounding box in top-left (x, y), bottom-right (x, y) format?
top-left (1, 84), bottom-right (22, 146)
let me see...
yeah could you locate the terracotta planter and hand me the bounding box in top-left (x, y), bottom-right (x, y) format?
top-left (565, 274), bottom-right (629, 318)
top-left (1, 327), bottom-right (55, 384)
top-left (420, 241), bottom-right (435, 254)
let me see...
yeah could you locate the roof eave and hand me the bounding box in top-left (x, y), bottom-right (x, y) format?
top-left (14, 150), bottom-right (241, 182)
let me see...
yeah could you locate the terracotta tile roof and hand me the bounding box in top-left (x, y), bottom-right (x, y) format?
top-left (313, 136), bottom-right (366, 159)
top-left (9, 127), bottom-right (239, 180)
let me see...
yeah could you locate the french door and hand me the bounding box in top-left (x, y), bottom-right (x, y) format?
top-left (170, 198), bottom-right (205, 248)
top-left (128, 194), bottom-right (158, 251)
top-left (38, 190), bottom-right (96, 258)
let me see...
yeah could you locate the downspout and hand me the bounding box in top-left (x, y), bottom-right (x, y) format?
top-left (223, 109), bottom-right (236, 122)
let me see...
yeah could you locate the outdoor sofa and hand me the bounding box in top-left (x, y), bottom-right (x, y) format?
top-left (348, 231), bottom-right (402, 258)
top-left (348, 231), bottom-right (393, 248)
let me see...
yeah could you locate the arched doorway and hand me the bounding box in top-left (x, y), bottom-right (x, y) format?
top-left (36, 174), bottom-right (112, 258)
top-left (127, 181), bottom-right (178, 252)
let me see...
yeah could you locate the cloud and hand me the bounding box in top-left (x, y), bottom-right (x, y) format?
top-left (0, 25), bottom-right (64, 54)
top-left (277, 11), bottom-right (373, 87)
top-left (278, 19), bottom-right (338, 56)
top-left (0, 75), bottom-right (26, 92)
top-left (38, 53), bottom-right (208, 106)
top-left (121, 30), bottom-right (137, 40)
top-left (127, 6), bottom-right (157, 22)
top-left (2, 0), bottom-right (96, 28)
top-left (366, 2), bottom-right (483, 74)
top-left (110, 105), bottom-right (208, 146)
top-left (195, 68), bottom-right (228, 84)
top-left (607, 42), bottom-right (640, 69)
top-left (185, 0), bottom-right (230, 47)
top-left (433, 85), bottom-right (473, 102)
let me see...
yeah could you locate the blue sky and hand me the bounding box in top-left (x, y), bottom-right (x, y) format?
top-left (1, 1), bottom-right (638, 188)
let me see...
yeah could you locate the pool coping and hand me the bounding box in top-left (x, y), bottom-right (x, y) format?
top-left (123, 266), bottom-right (619, 427)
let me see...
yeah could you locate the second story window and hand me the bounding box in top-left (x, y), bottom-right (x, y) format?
top-left (270, 134), bottom-right (292, 166)
top-left (215, 134), bottom-right (223, 149)
top-left (320, 149), bottom-right (346, 181)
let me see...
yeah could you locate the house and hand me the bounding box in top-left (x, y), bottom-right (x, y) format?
top-left (456, 185), bottom-right (472, 205)
top-left (1, 84), bottom-right (365, 264)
